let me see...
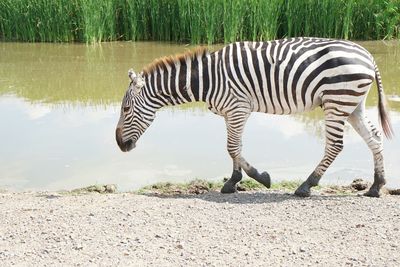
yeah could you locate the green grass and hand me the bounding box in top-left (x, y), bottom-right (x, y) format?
top-left (0, 0), bottom-right (399, 43)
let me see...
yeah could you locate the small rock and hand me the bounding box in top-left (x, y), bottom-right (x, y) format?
top-left (388, 188), bottom-right (400, 195)
top-left (45, 194), bottom-right (61, 199)
top-left (73, 245), bottom-right (83, 250)
top-left (351, 179), bottom-right (369, 191)
top-left (187, 180), bottom-right (209, 194)
top-left (95, 185), bottom-right (106, 193)
top-left (105, 184), bottom-right (117, 193)
top-left (236, 185), bottom-right (247, 191)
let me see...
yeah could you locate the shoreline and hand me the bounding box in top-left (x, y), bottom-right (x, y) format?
top-left (1, 178), bottom-right (399, 196)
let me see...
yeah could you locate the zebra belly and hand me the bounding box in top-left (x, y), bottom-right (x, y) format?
top-left (248, 84), bottom-right (323, 115)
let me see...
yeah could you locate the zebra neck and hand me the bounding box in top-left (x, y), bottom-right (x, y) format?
top-left (143, 53), bottom-right (218, 109)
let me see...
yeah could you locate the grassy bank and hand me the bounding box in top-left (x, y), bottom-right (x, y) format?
top-left (135, 179), bottom-right (359, 195)
top-left (0, 0), bottom-right (399, 43)
top-left (135, 178), bottom-right (400, 196)
top-left (136, 179), bottom-right (308, 195)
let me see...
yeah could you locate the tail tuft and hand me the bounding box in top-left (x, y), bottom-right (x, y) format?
top-left (375, 62), bottom-right (394, 139)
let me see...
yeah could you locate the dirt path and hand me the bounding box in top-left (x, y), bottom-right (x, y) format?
top-left (0, 190), bottom-right (399, 266)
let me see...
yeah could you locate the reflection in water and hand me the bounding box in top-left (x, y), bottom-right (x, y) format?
top-left (0, 41), bottom-right (399, 191)
top-left (1, 41), bottom-right (399, 108)
top-left (0, 42), bottom-right (210, 105)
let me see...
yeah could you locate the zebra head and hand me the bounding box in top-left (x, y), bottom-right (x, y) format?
top-left (116, 69), bottom-right (155, 152)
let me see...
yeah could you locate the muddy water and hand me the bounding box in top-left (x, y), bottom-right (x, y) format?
top-left (0, 41), bottom-right (399, 191)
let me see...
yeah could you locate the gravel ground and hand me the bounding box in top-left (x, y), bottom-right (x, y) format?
top-left (0, 190), bottom-right (399, 266)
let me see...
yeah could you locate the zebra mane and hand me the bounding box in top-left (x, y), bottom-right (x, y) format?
top-left (142, 47), bottom-right (209, 75)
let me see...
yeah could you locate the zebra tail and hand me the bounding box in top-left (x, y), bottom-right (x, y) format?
top-left (374, 62), bottom-right (394, 139)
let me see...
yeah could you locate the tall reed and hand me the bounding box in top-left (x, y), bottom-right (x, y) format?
top-left (0, 0), bottom-right (399, 43)
top-left (248, 0), bottom-right (283, 41)
top-left (223, 0), bottom-right (248, 43)
top-left (80, 0), bottom-right (117, 43)
top-left (202, 0), bottom-right (224, 44)
top-left (120, 0), bottom-right (150, 41)
top-left (0, 0), bottom-right (78, 42)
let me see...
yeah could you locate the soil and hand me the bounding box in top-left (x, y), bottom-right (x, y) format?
top-left (0, 189), bottom-right (399, 266)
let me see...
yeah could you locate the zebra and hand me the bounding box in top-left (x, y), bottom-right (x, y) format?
top-left (116, 37), bottom-right (394, 197)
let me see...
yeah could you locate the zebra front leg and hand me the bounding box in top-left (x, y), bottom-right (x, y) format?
top-left (295, 117), bottom-right (346, 197)
top-left (221, 163), bottom-right (243, 194)
top-left (221, 156), bottom-right (272, 193)
top-left (220, 110), bottom-right (247, 193)
top-left (221, 110), bottom-right (271, 193)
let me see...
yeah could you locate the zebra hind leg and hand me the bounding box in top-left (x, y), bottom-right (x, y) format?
top-left (295, 114), bottom-right (346, 197)
top-left (221, 110), bottom-right (271, 193)
top-left (239, 158), bottom-right (271, 188)
top-left (348, 103), bottom-right (386, 197)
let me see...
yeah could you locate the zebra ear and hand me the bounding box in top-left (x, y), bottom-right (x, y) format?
top-left (128, 69), bottom-right (145, 94)
top-left (128, 69), bottom-right (137, 81)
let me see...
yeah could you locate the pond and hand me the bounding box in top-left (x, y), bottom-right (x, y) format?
top-left (0, 41), bottom-right (399, 191)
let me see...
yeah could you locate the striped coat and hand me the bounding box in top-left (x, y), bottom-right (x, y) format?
top-left (116, 37), bottom-right (393, 197)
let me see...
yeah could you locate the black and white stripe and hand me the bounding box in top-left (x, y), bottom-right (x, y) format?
top-left (116, 37), bottom-right (393, 197)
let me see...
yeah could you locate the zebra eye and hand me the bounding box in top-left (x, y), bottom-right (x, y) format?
top-left (123, 106), bottom-right (130, 113)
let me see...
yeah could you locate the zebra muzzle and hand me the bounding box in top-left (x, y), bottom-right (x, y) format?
top-left (116, 128), bottom-right (136, 152)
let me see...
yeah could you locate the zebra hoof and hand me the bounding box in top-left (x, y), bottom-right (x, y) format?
top-left (364, 188), bottom-right (381, 198)
top-left (258, 171), bottom-right (271, 188)
top-left (221, 182), bottom-right (237, 194)
top-left (294, 182), bottom-right (312, 197)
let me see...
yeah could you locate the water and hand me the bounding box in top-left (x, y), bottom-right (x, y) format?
top-left (1, 41), bottom-right (399, 191)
